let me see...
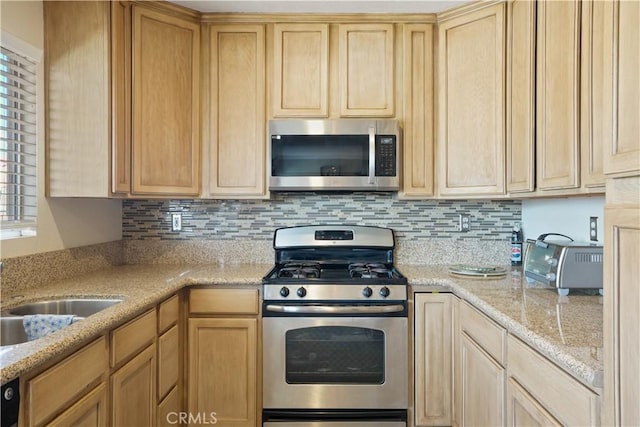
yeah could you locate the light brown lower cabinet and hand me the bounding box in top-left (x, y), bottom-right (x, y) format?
top-left (460, 333), bottom-right (505, 426)
top-left (110, 344), bottom-right (157, 426)
top-left (506, 378), bottom-right (560, 426)
top-left (187, 288), bottom-right (260, 427)
top-left (47, 383), bottom-right (108, 427)
top-left (19, 293), bottom-right (183, 427)
top-left (413, 293), bottom-right (457, 426)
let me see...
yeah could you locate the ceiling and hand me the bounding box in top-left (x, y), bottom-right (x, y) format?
top-left (169, 0), bottom-right (469, 14)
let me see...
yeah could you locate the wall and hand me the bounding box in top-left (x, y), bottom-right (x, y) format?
top-left (122, 194), bottom-right (521, 265)
top-left (521, 195), bottom-right (605, 244)
top-left (0, 1), bottom-right (122, 259)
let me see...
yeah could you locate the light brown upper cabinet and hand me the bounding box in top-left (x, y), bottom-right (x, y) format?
top-left (506, 0), bottom-right (536, 194)
top-left (272, 23), bottom-right (329, 117)
top-left (202, 24), bottom-right (267, 198)
top-left (130, 6), bottom-right (200, 196)
top-left (400, 23), bottom-right (435, 199)
top-left (437, 4), bottom-right (506, 197)
top-left (580, 0), bottom-right (610, 189)
top-left (536, 0), bottom-right (581, 191)
top-left (603, 0), bottom-right (640, 176)
top-left (338, 24), bottom-right (395, 117)
top-left (46, 1), bottom-right (201, 197)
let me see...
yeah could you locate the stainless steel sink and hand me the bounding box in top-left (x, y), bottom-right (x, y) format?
top-left (0, 317), bottom-right (29, 346)
top-left (7, 298), bottom-right (123, 317)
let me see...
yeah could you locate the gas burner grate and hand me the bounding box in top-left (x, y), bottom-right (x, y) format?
top-left (278, 263), bottom-right (322, 279)
top-left (348, 263), bottom-right (393, 279)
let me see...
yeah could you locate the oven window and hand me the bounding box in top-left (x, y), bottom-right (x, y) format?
top-left (285, 326), bottom-right (385, 384)
top-left (271, 135), bottom-right (369, 177)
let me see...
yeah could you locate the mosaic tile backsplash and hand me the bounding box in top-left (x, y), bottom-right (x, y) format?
top-left (123, 193), bottom-right (521, 242)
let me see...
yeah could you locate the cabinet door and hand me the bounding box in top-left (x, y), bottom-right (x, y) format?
top-left (44, 1), bottom-right (111, 197)
top-left (604, 0), bottom-right (640, 176)
top-left (536, 0), bottom-right (581, 190)
top-left (580, 0), bottom-right (610, 189)
top-left (131, 6), bottom-right (200, 195)
top-left (604, 185), bottom-right (640, 426)
top-left (111, 0), bottom-right (132, 194)
top-left (437, 4), bottom-right (506, 196)
top-left (188, 318), bottom-right (258, 427)
top-left (401, 24), bottom-right (435, 198)
top-left (47, 384), bottom-right (108, 427)
top-left (506, 379), bottom-right (561, 427)
top-left (273, 23), bottom-right (329, 117)
top-left (111, 344), bottom-right (157, 427)
top-left (204, 24), bottom-right (267, 198)
top-left (460, 334), bottom-right (505, 426)
top-left (506, 0), bottom-right (535, 193)
top-left (414, 294), bottom-right (455, 426)
top-left (338, 23), bottom-right (394, 117)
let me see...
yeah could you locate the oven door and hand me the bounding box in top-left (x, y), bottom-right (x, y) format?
top-left (262, 315), bottom-right (407, 410)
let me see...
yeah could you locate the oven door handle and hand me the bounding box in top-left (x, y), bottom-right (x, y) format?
top-left (265, 304), bottom-right (405, 314)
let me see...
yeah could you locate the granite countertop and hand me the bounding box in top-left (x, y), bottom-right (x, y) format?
top-left (0, 263), bottom-right (603, 392)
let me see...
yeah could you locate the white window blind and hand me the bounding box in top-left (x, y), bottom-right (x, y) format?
top-left (0, 45), bottom-right (37, 236)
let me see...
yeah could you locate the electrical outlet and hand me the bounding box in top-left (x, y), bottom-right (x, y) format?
top-left (458, 214), bottom-right (470, 232)
top-left (172, 214), bottom-right (182, 232)
top-left (590, 216), bottom-right (598, 241)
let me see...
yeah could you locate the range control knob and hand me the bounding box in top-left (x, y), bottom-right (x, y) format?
top-left (546, 258), bottom-right (558, 267)
top-left (296, 287), bottom-right (307, 298)
top-left (546, 273), bottom-right (557, 282)
top-left (379, 286), bottom-right (390, 298)
top-left (362, 287), bottom-right (373, 298)
top-left (279, 287), bottom-right (290, 297)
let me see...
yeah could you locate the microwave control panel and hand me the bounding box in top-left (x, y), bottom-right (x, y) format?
top-left (375, 135), bottom-right (397, 176)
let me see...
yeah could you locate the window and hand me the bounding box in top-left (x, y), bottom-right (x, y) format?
top-left (0, 38), bottom-right (38, 239)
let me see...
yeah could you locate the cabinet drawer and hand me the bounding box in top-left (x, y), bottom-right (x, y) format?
top-left (461, 301), bottom-right (506, 365)
top-left (27, 337), bottom-right (108, 426)
top-left (158, 324), bottom-right (179, 400)
top-left (158, 294), bottom-right (179, 333)
top-left (508, 335), bottom-right (600, 426)
top-left (111, 309), bottom-right (156, 367)
top-left (189, 288), bottom-right (259, 315)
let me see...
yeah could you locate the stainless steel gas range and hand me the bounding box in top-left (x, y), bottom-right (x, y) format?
top-left (262, 225), bottom-right (408, 427)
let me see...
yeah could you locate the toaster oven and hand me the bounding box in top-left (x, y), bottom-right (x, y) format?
top-left (523, 236), bottom-right (604, 296)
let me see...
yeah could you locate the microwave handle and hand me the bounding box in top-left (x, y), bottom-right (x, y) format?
top-left (368, 127), bottom-right (376, 184)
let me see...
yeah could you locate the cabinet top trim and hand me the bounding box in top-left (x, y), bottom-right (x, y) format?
top-left (200, 12), bottom-right (437, 23)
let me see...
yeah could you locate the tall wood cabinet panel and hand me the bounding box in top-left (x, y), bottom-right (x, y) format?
top-left (414, 293), bottom-right (456, 426)
top-left (401, 24), bottom-right (435, 198)
top-left (604, 177), bottom-right (640, 426)
top-left (437, 4), bottom-right (506, 196)
top-left (536, 0), bottom-right (581, 190)
top-left (604, 0), bottom-right (640, 176)
top-left (273, 23), bottom-right (329, 117)
top-left (131, 6), bottom-right (200, 195)
top-left (580, 0), bottom-right (610, 189)
top-left (188, 318), bottom-right (258, 427)
top-left (111, 0), bottom-right (132, 194)
top-left (45, 1), bottom-right (111, 197)
top-left (203, 24), bottom-right (267, 198)
top-left (338, 23), bottom-right (395, 117)
top-left (506, 0), bottom-right (536, 193)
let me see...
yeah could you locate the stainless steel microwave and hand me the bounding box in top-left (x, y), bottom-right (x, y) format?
top-left (269, 119), bottom-right (400, 191)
